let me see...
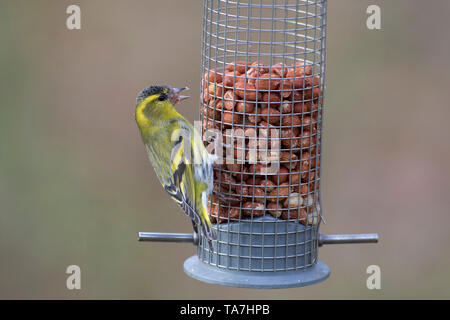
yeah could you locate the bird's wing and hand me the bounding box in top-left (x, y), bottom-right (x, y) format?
top-left (148, 117), bottom-right (217, 243)
top-left (162, 120), bottom-right (201, 230)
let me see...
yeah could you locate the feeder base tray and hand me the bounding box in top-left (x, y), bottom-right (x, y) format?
top-left (183, 256), bottom-right (330, 289)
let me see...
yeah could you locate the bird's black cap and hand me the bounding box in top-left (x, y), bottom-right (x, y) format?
top-left (136, 85), bottom-right (170, 103)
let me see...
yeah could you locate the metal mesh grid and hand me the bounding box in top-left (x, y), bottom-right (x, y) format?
top-left (198, 0), bottom-right (327, 272)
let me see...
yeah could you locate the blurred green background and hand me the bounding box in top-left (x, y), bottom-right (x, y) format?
top-left (1, 0), bottom-right (449, 299)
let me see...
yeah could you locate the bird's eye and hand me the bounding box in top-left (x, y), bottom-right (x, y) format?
top-left (158, 94), bottom-right (166, 101)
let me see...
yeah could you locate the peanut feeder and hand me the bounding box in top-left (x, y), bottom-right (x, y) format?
top-left (139, 0), bottom-right (378, 289)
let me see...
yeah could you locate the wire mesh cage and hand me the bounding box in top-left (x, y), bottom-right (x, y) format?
top-left (196, 0), bottom-right (326, 286)
top-left (139, 0), bottom-right (378, 289)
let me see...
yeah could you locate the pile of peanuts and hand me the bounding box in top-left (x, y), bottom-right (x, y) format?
top-left (201, 60), bottom-right (321, 226)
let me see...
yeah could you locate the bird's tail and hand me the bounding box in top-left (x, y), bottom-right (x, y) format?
top-left (201, 207), bottom-right (217, 251)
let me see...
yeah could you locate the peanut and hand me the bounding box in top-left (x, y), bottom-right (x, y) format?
top-left (301, 169), bottom-right (316, 183)
top-left (246, 176), bottom-right (262, 186)
top-left (268, 182), bottom-right (290, 202)
top-left (208, 203), bottom-right (227, 224)
top-left (280, 151), bottom-right (298, 170)
top-left (254, 73), bottom-right (281, 91)
top-left (204, 70), bottom-right (223, 84)
top-left (201, 88), bottom-right (210, 104)
top-left (262, 92), bottom-right (281, 107)
top-left (303, 87), bottom-right (321, 100)
top-left (235, 81), bottom-right (260, 101)
top-left (234, 184), bottom-right (248, 197)
top-left (281, 128), bottom-right (300, 148)
top-left (269, 165), bottom-right (289, 184)
top-left (286, 69), bottom-right (306, 89)
top-left (279, 78), bottom-right (293, 98)
top-left (259, 179), bottom-right (277, 192)
top-left (223, 71), bottom-right (245, 87)
top-left (252, 187), bottom-right (266, 203)
top-left (294, 101), bottom-right (318, 113)
top-left (222, 90), bottom-right (237, 111)
top-left (260, 107), bottom-right (281, 124)
top-left (248, 61), bottom-right (269, 75)
top-left (247, 114), bottom-right (261, 124)
top-left (227, 61), bottom-right (250, 74)
top-left (305, 75), bottom-right (320, 87)
top-left (281, 207), bottom-right (307, 221)
top-left (293, 61), bottom-right (313, 76)
top-left (280, 102), bottom-right (293, 113)
top-left (271, 62), bottom-right (288, 77)
top-left (222, 111), bottom-right (243, 125)
top-left (242, 201), bottom-right (265, 217)
top-left (248, 163), bottom-right (270, 175)
top-left (281, 114), bottom-right (302, 127)
top-left (202, 101), bottom-right (221, 119)
top-left (236, 101), bottom-right (255, 113)
top-left (283, 193), bottom-right (303, 208)
top-left (300, 130), bottom-right (316, 148)
top-left (266, 202), bottom-right (283, 218)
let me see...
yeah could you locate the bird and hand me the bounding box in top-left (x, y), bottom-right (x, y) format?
top-left (135, 85), bottom-right (218, 250)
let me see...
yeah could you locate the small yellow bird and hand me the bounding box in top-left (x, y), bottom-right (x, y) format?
top-left (135, 85), bottom-right (218, 249)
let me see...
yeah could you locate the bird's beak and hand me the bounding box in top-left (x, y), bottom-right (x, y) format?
top-left (170, 87), bottom-right (190, 105)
